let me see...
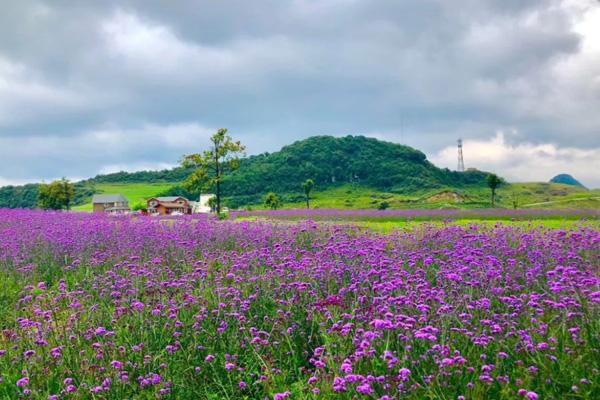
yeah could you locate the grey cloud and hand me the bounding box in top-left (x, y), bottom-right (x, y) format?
top-left (0, 0), bottom-right (598, 185)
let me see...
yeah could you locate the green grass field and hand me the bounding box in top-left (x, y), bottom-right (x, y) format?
top-left (71, 181), bottom-right (600, 212)
top-left (237, 215), bottom-right (600, 233)
top-left (72, 183), bottom-right (175, 211)
top-left (272, 183), bottom-right (600, 210)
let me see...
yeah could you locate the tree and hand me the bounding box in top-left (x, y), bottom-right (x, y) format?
top-left (181, 128), bottom-right (245, 214)
top-left (132, 203), bottom-right (147, 212)
top-left (60, 178), bottom-right (75, 210)
top-left (511, 191), bottom-right (519, 209)
top-left (37, 178), bottom-right (75, 210)
top-left (486, 174), bottom-right (503, 207)
top-left (377, 201), bottom-right (390, 210)
top-left (264, 192), bottom-right (281, 210)
top-left (302, 179), bottom-right (314, 209)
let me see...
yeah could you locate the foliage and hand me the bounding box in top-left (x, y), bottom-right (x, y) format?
top-left (302, 179), bottom-right (314, 209)
top-left (131, 202), bottom-right (147, 212)
top-left (378, 200), bottom-right (390, 210)
top-left (220, 136), bottom-right (490, 202)
top-left (264, 192), bottom-right (281, 210)
top-left (181, 128), bottom-right (246, 213)
top-left (37, 178), bottom-right (75, 210)
top-left (0, 184), bottom-right (40, 209)
top-left (486, 173), bottom-right (503, 206)
top-left (0, 210), bottom-right (598, 399)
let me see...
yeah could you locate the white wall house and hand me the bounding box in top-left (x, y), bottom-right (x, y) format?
top-left (191, 194), bottom-right (216, 214)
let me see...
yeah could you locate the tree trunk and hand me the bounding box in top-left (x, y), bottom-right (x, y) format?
top-left (215, 151), bottom-right (221, 214)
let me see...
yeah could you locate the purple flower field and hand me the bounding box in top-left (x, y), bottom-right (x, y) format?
top-left (0, 209), bottom-right (599, 399)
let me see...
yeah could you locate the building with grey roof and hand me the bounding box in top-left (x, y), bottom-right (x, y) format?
top-left (92, 194), bottom-right (130, 214)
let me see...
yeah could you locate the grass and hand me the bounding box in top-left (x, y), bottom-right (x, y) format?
top-left (72, 183), bottom-right (175, 211)
top-left (237, 215), bottom-right (600, 233)
top-left (71, 181), bottom-right (600, 213)
top-left (255, 183), bottom-right (600, 211)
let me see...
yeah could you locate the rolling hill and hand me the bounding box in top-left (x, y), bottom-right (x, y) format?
top-left (1, 135), bottom-right (598, 211)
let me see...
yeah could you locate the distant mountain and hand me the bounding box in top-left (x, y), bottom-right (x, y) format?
top-left (549, 174), bottom-right (586, 189)
top-left (0, 135), bottom-right (491, 209)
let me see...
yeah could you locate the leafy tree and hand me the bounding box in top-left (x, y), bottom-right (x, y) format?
top-left (377, 201), bottom-right (390, 210)
top-left (132, 203), bottom-right (147, 212)
top-left (511, 191), bottom-right (519, 209)
top-left (264, 192), bottom-right (281, 210)
top-left (181, 128), bottom-right (245, 214)
top-left (302, 179), bottom-right (314, 209)
top-left (486, 174), bottom-right (503, 207)
top-left (207, 196), bottom-right (218, 212)
top-left (37, 178), bottom-right (75, 210)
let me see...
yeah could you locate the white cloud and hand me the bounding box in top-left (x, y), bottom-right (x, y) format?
top-left (0, 122), bottom-right (215, 183)
top-left (99, 9), bottom-right (307, 86)
top-left (431, 132), bottom-right (600, 188)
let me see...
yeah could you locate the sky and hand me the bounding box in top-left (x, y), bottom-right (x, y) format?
top-left (0, 0), bottom-right (599, 188)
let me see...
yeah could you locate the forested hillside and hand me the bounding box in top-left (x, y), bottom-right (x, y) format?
top-left (219, 135), bottom-right (489, 206)
top-left (0, 135), bottom-right (490, 209)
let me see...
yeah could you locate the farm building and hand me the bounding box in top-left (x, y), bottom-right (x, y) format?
top-left (191, 194), bottom-right (216, 214)
top-left (147, 196), bottom-right (192, 215)
top-left (92, 194), bottom-right (130, 214)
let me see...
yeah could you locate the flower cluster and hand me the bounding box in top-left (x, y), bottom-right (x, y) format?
top-left (0, 209), bottom-right (598, 399)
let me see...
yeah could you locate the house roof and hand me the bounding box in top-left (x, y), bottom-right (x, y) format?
top-left (92, 194), bottom-right (128, 204)
top-left (152, 196), bottom-right (188, 202)
top-left (157, 202), bottom-right (189, 208)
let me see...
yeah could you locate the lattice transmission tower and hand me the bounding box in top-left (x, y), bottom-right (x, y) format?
top-left (457, 138), bottom-right (465, 172)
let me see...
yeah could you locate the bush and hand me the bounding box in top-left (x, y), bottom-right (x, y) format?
top-left (378, 201), bottom-right (390, 210)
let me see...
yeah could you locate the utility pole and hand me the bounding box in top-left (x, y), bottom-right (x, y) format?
top-left (457, 138), bottom-right (465, 172)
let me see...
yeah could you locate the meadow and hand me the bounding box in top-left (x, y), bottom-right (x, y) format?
top-left (71, 183), bottom-right (176, 212)
top-left (0, 209), bottom-right (598, 399)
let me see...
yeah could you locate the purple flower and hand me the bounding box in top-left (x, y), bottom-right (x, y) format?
top-left (16, 377), bottom-right (29, 388)
top-left (526, 392), bottom-right (539, 400)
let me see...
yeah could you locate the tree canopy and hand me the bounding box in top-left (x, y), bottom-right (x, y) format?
top-left (37, 178), bottom-right (75, 210)
top-left (181, 128), bottom-right (246, 213)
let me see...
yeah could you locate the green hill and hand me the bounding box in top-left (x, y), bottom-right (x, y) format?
top-left (1, 135), bottom-right (598, 211)
top-left (215, 135), bottom-right (490, 207)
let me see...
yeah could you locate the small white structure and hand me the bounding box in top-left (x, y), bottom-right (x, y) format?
top-left (191, 194), bottom-right (216, 214)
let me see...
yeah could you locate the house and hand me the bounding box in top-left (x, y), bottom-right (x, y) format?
top-left (147, 196), bottom-right (191, 215)
top-left (191, 194), bottom-right (216, 214)
top-left (92, 194), bottom-right (130, 214)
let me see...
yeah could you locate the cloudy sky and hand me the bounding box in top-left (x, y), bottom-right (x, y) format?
top-left (1, 0), bottom-right (599, 187)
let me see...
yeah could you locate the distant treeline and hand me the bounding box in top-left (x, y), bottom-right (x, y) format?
top-left (0, 182), bottom-right (94, 209)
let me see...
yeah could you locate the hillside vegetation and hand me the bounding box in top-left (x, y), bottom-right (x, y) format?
top-left (1, 135), bottom-right (598, 211)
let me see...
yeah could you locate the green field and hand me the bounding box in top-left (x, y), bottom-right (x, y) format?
top-left (271, 182), bottom-right (600, 210)
top-left (72, 183), bottom-right (175, 211)
top-left (71, 181), bottom-right (600, 212)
